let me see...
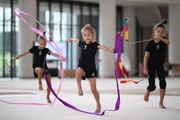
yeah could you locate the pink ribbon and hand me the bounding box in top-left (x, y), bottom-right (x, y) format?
top-left (0, 8), bottom-right (66, 106)
top-left (0, 8), bottom-right (122, 116)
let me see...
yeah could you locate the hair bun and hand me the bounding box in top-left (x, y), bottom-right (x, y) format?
top-left (43, 31), bottom-right (46, 36)
top-left (85, 24), bottom-right (91, 27)
top-left (162, 19), bottom-right (168, 25)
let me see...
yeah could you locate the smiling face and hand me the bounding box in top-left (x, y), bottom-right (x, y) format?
top-left (38, 38), bottom-right (47, 49)
top-left (154, 27), bottom-right (166, 38)
top-left (82, 29), bottom-right (94, 44)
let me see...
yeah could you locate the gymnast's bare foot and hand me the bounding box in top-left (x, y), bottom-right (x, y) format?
top-left (159, 103), bottom-right (166, 109)
top-left (46, 96), bottom-right (52, 103)
top-left (39, 84), bottom-right (43, 90)
top-left (95, 105), bottom-right (101, 113)
top-left (78, 89), bottom-right (83, 96)
top-left (144, 93), bottom-right (149, 102)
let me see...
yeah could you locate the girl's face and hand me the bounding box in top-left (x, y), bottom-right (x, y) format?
top-left (38, 39), bottom-right (46, 49)
top-left (82, 29), bottom-right (94, 44)
top-left (154, 27), bottom-right (166, 38)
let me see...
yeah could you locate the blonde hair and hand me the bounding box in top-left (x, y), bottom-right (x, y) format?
top-left (81, 24), bottom-right (96, 42)
top-left (153, 19), bottom-right (168, 37)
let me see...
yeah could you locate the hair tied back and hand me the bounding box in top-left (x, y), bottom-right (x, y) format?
top-left (161, 19), bottom-right (168, 25)
top-left (85, 24), bottom-right (91, 27)
top-left (43, 31), bottom-right (46, 36)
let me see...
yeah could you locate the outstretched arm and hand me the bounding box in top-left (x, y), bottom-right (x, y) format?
top-left (154, 36), bottom-right (170, 44)
top-left (15, 51), bottom-right (30, 59)
top-left (50, 52), bottom-right (67, 61)
top-left (98, 45), bottom-right (114, 53)
top-left (68, 38), bottom-right (80, 44)
top-left (160, 37), bottom-right (170, 45)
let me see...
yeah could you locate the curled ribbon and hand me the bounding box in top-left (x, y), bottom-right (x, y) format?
top-left (0, 8), bottom-right (121, 116)
top-left (0, 8), bottom-right (66, 105)
top-left (43, 56), bottom-right (120, 116)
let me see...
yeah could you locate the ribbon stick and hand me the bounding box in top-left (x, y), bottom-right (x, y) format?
top-left (129, 39), bottom-right (151, 44)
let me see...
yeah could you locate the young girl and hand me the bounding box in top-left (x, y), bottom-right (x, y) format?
top-left (143, 19), bottom-right (170, 109)
top-left (68, 24), bottom-right (114, 113)
top-left (15, 32), bottom-right (65, 103)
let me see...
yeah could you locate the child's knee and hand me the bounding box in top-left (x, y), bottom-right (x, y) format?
top-left (91, 89), bottom-right (98, 95)
top-left (147, 86), bottom-right (156, 92)
top-left (76, 68), bottom-right (85, 76)
top-left (35, 68), bottom-right (43, 73)
top-left (160, 80), bottom-right (166, 89)
top-left (76, 69), bottom-right (81, 75)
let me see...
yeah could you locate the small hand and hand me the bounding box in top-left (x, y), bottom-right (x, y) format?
top-left (15, 56), bottom-right (20, 59)
top-left (143, 68), bottom-right (148, 75)
top-left (60, 55), bottom-right (67, 61)
top-left (68, 38), bottom-right (77, 42)
top-left (108, 49), bottom-right (114, 53)
top-left (68, 38), bottom-right (74, 42)
top-left (109, 49), bottom-right (114, 53)
top-left (156, 36), bottom-right (162, 40)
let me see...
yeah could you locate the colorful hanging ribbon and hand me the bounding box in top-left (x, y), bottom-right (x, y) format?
top-left (117, 17), bottom-right (129, 79)
top-left (121, 17), bottom-right (129, 42)
top-left (117, 17), bottom-right (148, 84)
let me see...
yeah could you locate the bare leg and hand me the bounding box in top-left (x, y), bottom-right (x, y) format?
top-left (75, 68), bottom-right (85, 96)
top-left (45, 74), bottom-right (52, 103)
top-left (159, 89), bottom-right (166, 109)
top-left (35, 67), bottom-right (43, 90)
top-left (144, 89), bottom-right (150, 102)
top-left (88, 78), bottom-right (101, 113)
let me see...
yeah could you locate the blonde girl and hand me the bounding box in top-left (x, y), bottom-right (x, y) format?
top-left (68, 24), bottom-right (114, 113)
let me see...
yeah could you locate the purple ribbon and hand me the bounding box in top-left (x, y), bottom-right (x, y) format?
top-left (43, 32), bottom-right (122, 116)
